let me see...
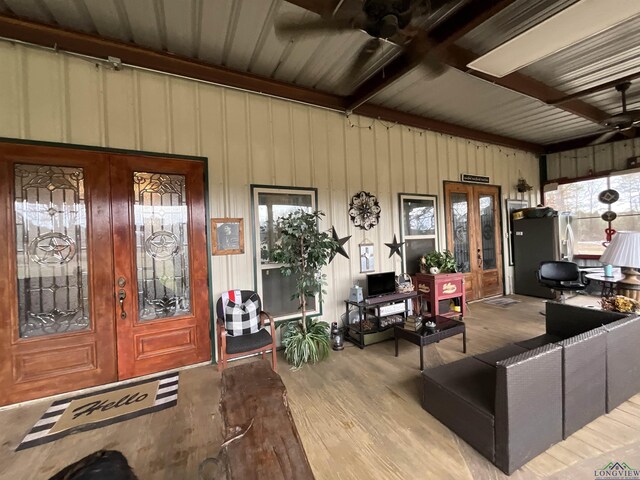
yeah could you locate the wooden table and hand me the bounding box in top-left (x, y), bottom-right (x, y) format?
top-left (220, 362), bottom-right (314, 479)
top-left (394, 316), bottom-right (466, 370)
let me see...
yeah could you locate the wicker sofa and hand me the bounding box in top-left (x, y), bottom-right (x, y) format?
top-left (421, 302), bottom-right (640, 475)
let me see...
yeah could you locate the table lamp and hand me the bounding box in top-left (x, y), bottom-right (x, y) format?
top-left (599, 231), bottom-right (640, 285)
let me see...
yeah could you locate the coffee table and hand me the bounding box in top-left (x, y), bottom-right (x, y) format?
top-left (394, 316), bottom-right (466, 370)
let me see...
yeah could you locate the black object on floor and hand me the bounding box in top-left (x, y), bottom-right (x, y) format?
top-left (49, 450), bottom-right (138, 480)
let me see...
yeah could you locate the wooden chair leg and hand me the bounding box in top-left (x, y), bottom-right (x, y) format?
top-left (261, 351), bottom-right (265, 360)
top-left (272, 348), bottom-right (277, 373)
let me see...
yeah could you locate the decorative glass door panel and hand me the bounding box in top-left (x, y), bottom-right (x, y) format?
top-left (451, 192), bottom-right (471, 273)
top-left (14, 164), bottom-right (91, 338)
top-left (479, 195), bottom-right (497, 270)
top-left (133, 172), bottom-right (191, 322)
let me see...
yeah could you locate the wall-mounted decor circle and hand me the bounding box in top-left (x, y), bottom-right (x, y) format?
top-left (601, 211), bottom-right (617, 222)
top-left (598, 189), bottom-right (619, 204)
top-left (348, 191), bottom-right (381, 230)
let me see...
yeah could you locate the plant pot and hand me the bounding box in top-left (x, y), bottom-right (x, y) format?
top-left (429, 267), bottom-right (440, 274)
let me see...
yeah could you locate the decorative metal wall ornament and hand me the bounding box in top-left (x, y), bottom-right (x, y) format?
top-left (329, 226), bottom-right (351, 262)
top-left (516, 177), bottom-right (533, 193)
top-left (348, 191), bottom-right (381, 230)
top-left (599, 188), bottom-right (620, 246)
top-left (385, 234), bottom-right (404, 259)
top-left (598, 189), bottom-right (620, 204)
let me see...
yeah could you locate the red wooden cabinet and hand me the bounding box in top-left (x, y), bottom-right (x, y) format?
top-left (412, 273), bottom-right (466, 319)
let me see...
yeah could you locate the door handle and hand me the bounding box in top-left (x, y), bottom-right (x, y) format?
top-left (477, 248), bottom-right (482, 267)
top-left (118, 289), bottom-right (127, 319)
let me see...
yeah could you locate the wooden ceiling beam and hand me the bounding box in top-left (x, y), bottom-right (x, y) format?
top-left (0, 14), bottom-right (544, 154)
top-left (346, 0), bottom-right (518, 111)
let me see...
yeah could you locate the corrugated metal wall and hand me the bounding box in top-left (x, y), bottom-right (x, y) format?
top-left (0, 42), bottom-right (540, 351)
top-left (546, 139), bottom-right (640, 180)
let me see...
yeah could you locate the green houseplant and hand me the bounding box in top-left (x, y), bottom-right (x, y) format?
top-left (420, 250), bottom-right (457, 274)
top-left (271, 210), bottom-right (338, 369)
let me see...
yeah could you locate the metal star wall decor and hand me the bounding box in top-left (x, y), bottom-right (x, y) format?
top-left (385, 234), bottom-right (404, 259)
top-left (329, 227), bottom-right (351, 262)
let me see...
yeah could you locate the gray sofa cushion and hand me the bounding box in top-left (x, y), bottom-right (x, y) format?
top-left (515, 333), bottom-right (562, 350)
top-left (475, 344), bottom-right (528, 367)
top-left (558, 328), bottom-right (607, 438)
top-left (422, 357), bottom-right (496, 461)
top-left (604, 315), bottom-right (640, 412)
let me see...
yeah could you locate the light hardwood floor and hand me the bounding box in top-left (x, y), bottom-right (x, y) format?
top-left (1, 294), bottom-right (639, 479)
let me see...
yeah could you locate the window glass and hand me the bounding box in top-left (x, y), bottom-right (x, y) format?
top-left (544, 172), bottom-right (640, 257)
top-left (399, 194), bottom-right (439, 274)
top-left (253, 187), bottom-right (316, 320)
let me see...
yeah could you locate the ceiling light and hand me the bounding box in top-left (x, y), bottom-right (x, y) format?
top-left (467, 0), bottom-right (640, 78)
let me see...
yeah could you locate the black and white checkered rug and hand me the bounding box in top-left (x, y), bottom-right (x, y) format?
top-left (16, 372), bottom-right (179, 451)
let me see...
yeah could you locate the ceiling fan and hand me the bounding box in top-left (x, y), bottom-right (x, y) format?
top-left (275, 0), bottom-right (452, 87)
top-left (590, 82), bottom-right (640, 145)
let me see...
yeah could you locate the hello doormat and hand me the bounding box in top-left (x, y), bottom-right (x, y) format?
top-left (483, 297), bottom-right (521, 308)
top-left (16, 372), bottom-right (179, 451)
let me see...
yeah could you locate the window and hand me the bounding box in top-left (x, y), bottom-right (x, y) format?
top-left (399, 194), bottom-right (439, 274)
top-left (544, 170), bottom-right (640, 257)
top-left (252, 186), bottom-right (318, 320)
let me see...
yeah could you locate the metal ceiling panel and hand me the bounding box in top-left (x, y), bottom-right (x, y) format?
top-left (197, 0), bottom-right (235, 65)
top-left (520, 15), bottom-right (640, 95)
top-left (371, 67), bottom-right (602, 144)
top-left (120, 0), bottom-right (164, 51)
top-left (457, 0), bottom-right (579, 55)
top-left (44, 0), bottom-right (95, 34)
top-left (0, 0), bottom-right (632, 146)
top-left (81, 0), bottom-right (132, 42)
top-left (4, 0), bottom-right (54, 24)
top-left (162, 0), bottom-right (198, 58)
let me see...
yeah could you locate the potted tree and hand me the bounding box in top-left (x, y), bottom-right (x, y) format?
top-left (272, 210), bottom-right (338, 369)
top-left (419, 250), bottom-right (457, 274)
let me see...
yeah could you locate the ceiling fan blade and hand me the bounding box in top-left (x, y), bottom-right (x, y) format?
top-left (622, 127), bottom-right (636, 138)
top-left (275, 15), bottom-right (357, 38)
top-left (588, 130), bottom-right (618, 146)
top-left (342, 38), bottom-right (383, 90)
top-left (406, 30), bottom-right (447, 78)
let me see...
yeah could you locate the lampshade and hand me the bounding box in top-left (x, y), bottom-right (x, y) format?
top-left (600, 231), bottom-right (640, 268)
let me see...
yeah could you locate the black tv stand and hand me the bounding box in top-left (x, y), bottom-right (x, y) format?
top-left (345, 291), bottom-right (419, 348)
top-left (364, 291), bottom-right (416, 305)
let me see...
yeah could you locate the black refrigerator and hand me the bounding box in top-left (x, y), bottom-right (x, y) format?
top-left (513, 216), bottom-right (561, 298)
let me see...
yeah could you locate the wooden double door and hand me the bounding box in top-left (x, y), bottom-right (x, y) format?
top-left (0, 143), bottom-right (211, 406)
top-left (444, 182), bottom-right (503, 301)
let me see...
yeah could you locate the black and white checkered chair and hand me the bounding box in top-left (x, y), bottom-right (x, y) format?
top-left (216, 290), bottom-right (276, 372)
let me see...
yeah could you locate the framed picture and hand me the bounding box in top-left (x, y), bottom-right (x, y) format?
top-left (211, 218), bottom-right (244, 255)
top-left (505, 199), bottom-right (529, 266)
top-left (359, 243), bottom-right (375, 273)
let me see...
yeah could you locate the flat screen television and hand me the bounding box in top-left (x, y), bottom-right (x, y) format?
top-left (366, 271), bottom-right (396, 298)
